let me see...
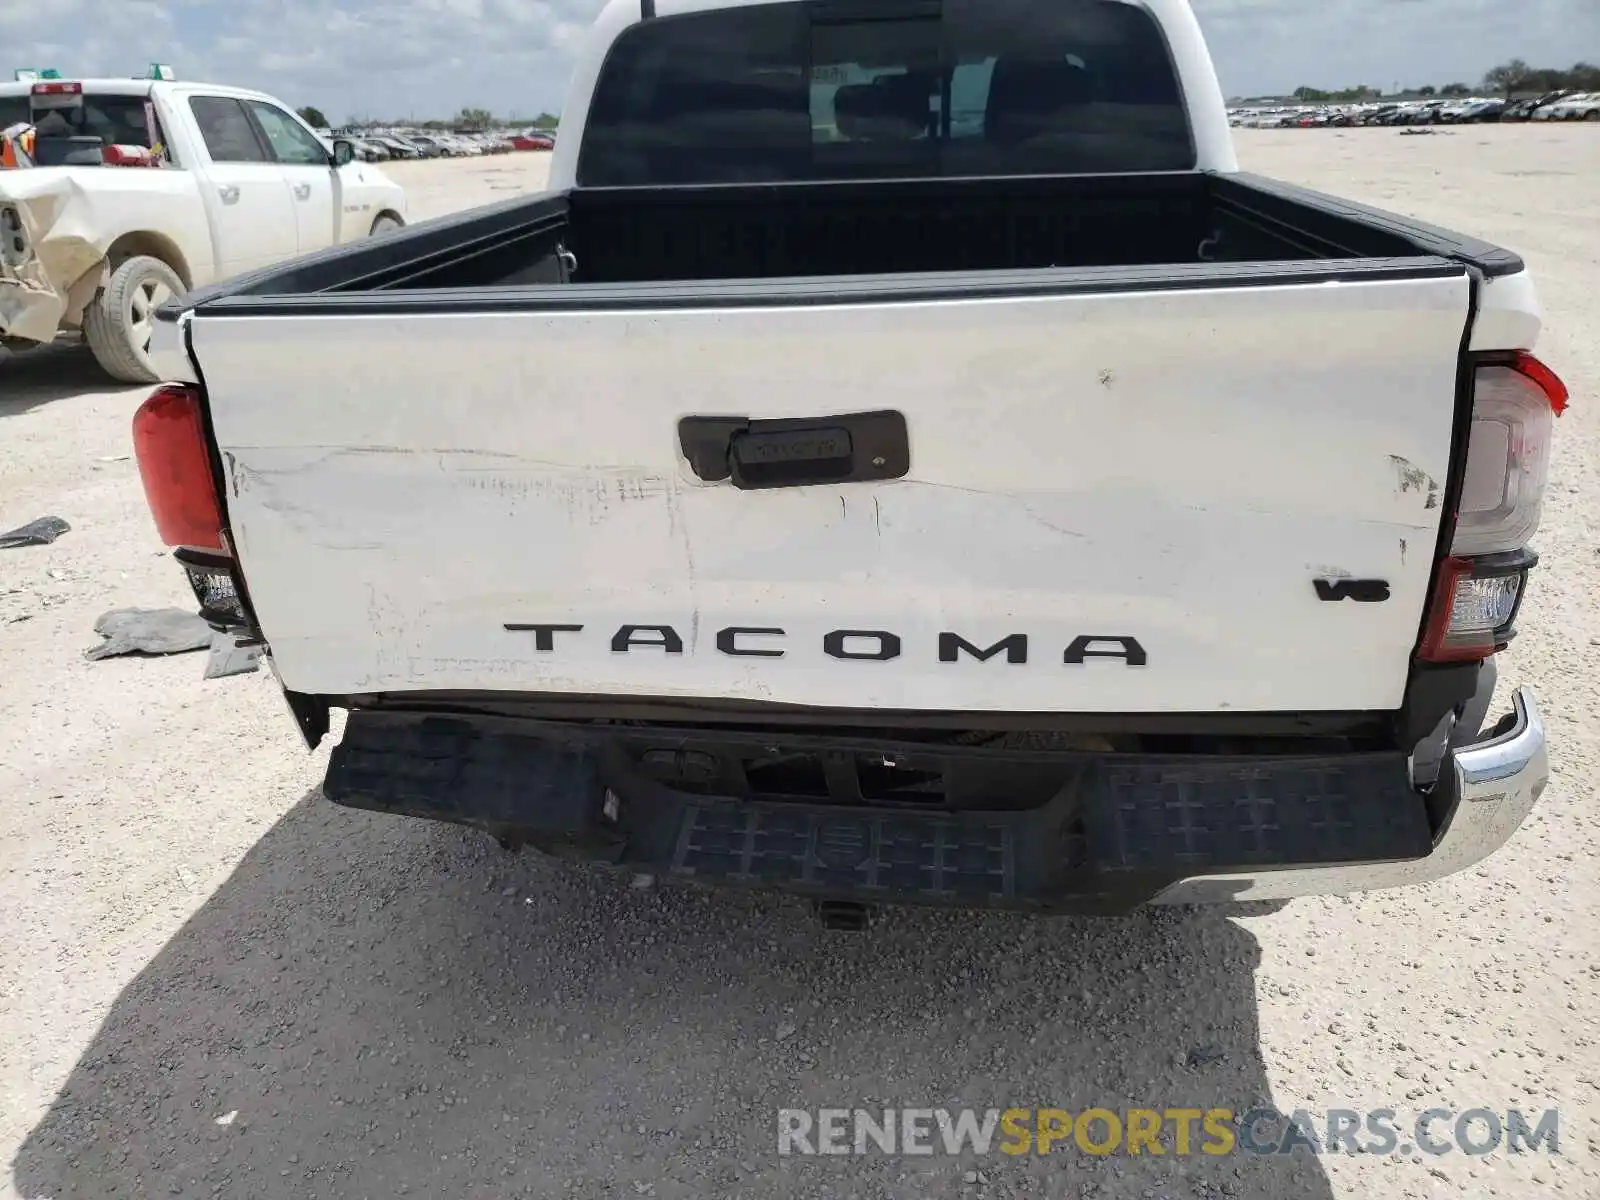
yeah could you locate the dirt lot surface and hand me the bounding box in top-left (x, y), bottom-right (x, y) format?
top-left (3, 128), bottom-right (1598, 1200)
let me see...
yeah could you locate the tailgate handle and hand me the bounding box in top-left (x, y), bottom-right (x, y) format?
top-left (679, 410), bottom-right (910, 490)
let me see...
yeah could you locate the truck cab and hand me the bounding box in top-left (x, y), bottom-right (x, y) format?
top-left (0, 73), bottom-right (406, 382)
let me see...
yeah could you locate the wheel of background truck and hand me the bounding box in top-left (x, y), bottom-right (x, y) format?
top-left (370, 214), bottom-right (404, 237)
top-left (83, 255), bottom-right (183, 385)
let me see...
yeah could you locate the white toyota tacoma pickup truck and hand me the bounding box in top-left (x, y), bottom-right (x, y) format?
top-left (1, 75), bottom-right (405, 383)
top-left (135, 0), bottom-right (1563, 922)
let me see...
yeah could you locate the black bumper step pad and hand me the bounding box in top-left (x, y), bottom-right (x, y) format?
top-left (1094, 756), bottom-right (1428, 869)
top-left (672, 804), bottom-right (1015, 899)
top-left (327, 713), bottom-right (607, 834)
top-left (669, 755), bottom-right (1428, 899)
top-left (325, 713), bottom-right (1433, 907)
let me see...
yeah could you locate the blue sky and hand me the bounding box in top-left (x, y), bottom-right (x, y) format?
top-left (0, 0), bottom-right (1592, 120)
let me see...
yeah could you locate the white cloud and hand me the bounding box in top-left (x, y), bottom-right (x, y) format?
top-left (1, 0), bottom-right (1593, 120)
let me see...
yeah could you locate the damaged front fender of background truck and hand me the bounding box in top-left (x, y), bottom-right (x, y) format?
top-left (0, 173), bottom-right (108, 345)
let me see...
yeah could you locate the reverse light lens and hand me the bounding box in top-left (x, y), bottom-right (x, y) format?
top-left (1417, 556), bottom-right (1529, 663)
top-left (1451, 363), bottom-right (1557, 556)
top-left (1446, 574), bottom-right (1521, 636)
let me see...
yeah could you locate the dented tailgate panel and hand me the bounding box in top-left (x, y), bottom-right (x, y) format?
top-left (192, 267), bottom-right (1470, 712)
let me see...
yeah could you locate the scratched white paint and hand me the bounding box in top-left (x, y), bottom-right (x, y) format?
top-left (191, 271), bottom-right (1474, 710)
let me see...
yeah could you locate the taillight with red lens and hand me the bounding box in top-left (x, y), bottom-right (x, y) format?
top-left (1416, 353), bottom-right (1566, 664)
top-left (30, 81), bottom-right (83, 96)
top-left (1452, 356), bottom-right (1564, 557)
top-left (132, 384), bottom-right (225, 552)
top-left (1511, 350), bottom-right (1568, 416)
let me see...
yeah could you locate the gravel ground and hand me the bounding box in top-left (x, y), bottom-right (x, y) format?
top-left (2, 127), bottom-right (1597, 1200)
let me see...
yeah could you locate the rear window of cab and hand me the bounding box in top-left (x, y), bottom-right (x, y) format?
top-left (0, 91), bottom-right (157, 147)
top-left (578, 0), bottom-right (1194, 186)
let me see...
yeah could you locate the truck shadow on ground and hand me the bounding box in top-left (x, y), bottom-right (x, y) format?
top-left (0, 344), bottom-right (122, 417)
top-left (13, 791), bottom-right (1335, 1200)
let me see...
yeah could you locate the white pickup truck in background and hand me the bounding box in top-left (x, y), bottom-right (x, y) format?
top-left (0, 75), bottom-right (406, 383)
top-left (137, 0), bottom-right (1564, 924)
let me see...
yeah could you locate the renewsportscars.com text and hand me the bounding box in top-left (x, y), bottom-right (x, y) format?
top-left (777, 1107), bottom-right (1561, 1158)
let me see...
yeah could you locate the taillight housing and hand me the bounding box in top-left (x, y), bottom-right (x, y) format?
top-left (1417, 353), bottom-right (1566, 664)
top-left (1417, 552), bottom-right (1533, 662)
top-left (132, 383), bottom-right (225, 551)
top-left (132, 384), bottom-right (255, 631)
top-left (1451, 355), bottom-right (1560, 556)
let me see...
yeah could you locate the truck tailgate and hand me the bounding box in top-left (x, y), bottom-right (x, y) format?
top-left (191, 263), bottom-right (1471, 713)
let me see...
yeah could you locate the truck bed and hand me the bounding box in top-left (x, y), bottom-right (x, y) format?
top-left (180, 171), bottom-right (1523, 301)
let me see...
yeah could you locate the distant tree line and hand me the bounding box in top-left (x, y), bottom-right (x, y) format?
top-left (1482, 60), bottom-right (1600, 98)
top-left (334, 108), bottom-right (561, 131)
top-left (1292, 85), bottom-right (1391, 102)
top-left (1284, 62), bottom-right (1600, 105)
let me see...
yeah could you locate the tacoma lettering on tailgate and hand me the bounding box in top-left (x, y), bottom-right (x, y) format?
top-left (503, 624), bottom-right (1148, 666)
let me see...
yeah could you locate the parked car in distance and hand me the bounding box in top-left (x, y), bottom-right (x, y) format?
top-left (1473, 98), bottom-right (1506, 121)
top-left (0, 74), bottom-right (406, 382)
top-left (1532, 91), bottom-right (1589, 120)
top-left (391, 134), bottom-right (440, 157)
top-left (1449, 98), bottom-right (1505, 123)
top-left (370, 135), bottom-right (421, 159)
top-left (1542, 92), bottom-right (1600, 121)
top-left (400, 134), bottom-right (449, 157)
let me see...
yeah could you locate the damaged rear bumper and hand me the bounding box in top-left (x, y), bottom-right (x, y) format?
top-left (1152, 686), bottom-right (1548, 902)
top-left (321, 687), bottom-right (1548, 914)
